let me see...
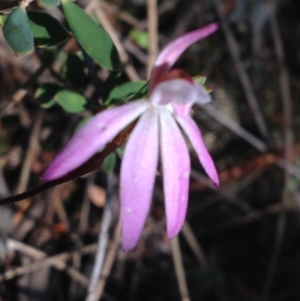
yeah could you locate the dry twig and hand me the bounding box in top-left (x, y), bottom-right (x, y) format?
top-left (147, 0), bottom-right (158, 77)
top-left (15, 111), bottom-right (43, 194)
top-left (86, 173), bottom-right (115, 301)
top-left (214, 0), bottom-right (270, 143)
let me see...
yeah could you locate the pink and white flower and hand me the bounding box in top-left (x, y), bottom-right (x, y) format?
top-left (42, 23), bottom-right (219, 252)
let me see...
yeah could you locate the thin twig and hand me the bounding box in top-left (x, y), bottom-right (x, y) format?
top-left (7, 239), bottom-right (45, 259)
top-left (171, 236), bottom-right (190, 301)
top-left (72, 173), bottom-right (96, 270)
top-left (261, 0), bottom-right (293, 300)
top-left (182, 223), bottom-right (207, 269)
top-left (0, 66), bottom-right (46, 119)
top-left (2, 242), bottom-right (97, 283)
top-left (123, 39), bottom-right (148, 65)
top-left (87, 1), bottom-right (140, 81)
top-left (8, 238), bottom-right (89, 286)
top-left (92, 221), bottom-right (121, 300)
top-left (190, 169), bottom-right (256, 215)
top-left (52, 186), bottom-right (70, 231)
top-left (200, 105), bottom-right (300, 181)
top-left (101, 1), bottom-right (140, 27)
top-left (69, 174), bottom-right (96, 298)
top-left (214, 0), bottom-right (270, 143)
top-left (15, 111), bottom-right (43, 194)
top-left (86, 172), bottom-right (115, 301)
top-left (147, 0), bottom-right (158, 78)
top-left (201, 104), bottom-right (268, 152)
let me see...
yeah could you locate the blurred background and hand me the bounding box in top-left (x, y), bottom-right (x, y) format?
top-left (1, 0), bottom-right (300, 300)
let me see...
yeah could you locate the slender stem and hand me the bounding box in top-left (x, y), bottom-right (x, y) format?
top-left (86, 173), bottom-right (114, 301)
top-left (147, 0), bottom-right (158, 78)
top-left (171, 236), bottom-right (190, 301)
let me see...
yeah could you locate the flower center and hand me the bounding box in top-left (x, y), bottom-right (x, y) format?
top-left (150, 72), bottom-right (198, 110)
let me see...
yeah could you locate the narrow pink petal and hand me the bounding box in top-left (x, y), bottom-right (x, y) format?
top-left (176, 115), bottom-right (219, 186)
top-left (150, 23), bottom-right (219, 89)
top-left (42, 100), bottom-right (149, 181)
top-left (120, 107), bottom-right (159, 252)
top-left (159, 109), bottom-right (190, 239)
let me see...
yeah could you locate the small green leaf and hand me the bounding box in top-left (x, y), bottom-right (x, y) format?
top-left (3, 7), bottom-right (34, 54)
top-left (104, 81), bottom-right (147, 105)
top-left (55, 90), bottom-right (87, 113)
top-left (0, 15), bottom-right (8, 26)
top-left (28, 11), bottom-right (69, 47)
top-left (101, 152), bottom-right (116, 173)
top-left (129, 29), bottom-right (149, 49)
top-left (62, 1), bottom-right (121, 70)
top-left (193, 75), bottom-right (207, 85)
top-left (193, 76), bottom-right (212, 93)
top-left (37, 0), bottom-right (60, 8)
top-left (35, 83), bottom-right (62, 108)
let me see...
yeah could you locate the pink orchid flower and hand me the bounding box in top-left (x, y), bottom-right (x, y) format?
top-left (42, 23), bottom-right (219, 252)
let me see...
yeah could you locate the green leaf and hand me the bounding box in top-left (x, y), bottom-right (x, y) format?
top-left (35, 83), bottom-right (62, 108)
top-left (102, 71), bottom-right (123, 100)
top-left (193, 75), bottom-right (207, 85)
top-left (129, 29), bottom-right (149, 49)
top-left (37, 0), bottom-right (60, 8)
top-left (104, 81), bottom-right (147, 105)
top-left (101, 152), bottom-right (116, 173)
top-left (55, 90), bottom-right (87, 113)
top-left (3, 7), bottom-right (34, 54)
top-left (193, 76), bottom-right (212, 93)
top-left (0, 15), bottom-right (8, 26)
top-left (28, 11), bottom-right (69, 47)
top-left (62, 1), bottom-right (121, 70)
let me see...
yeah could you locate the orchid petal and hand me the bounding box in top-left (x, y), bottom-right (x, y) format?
top-left (42, 100), bottom-right (149, 181)
top-left (120, 107), bottom-right (159, 252)
top-left (159, 109), bottom-right (190, 239)
top-left (176, 115), bottom-right (219, 186)
top-left (150, 23), bottom-right (219, 89)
